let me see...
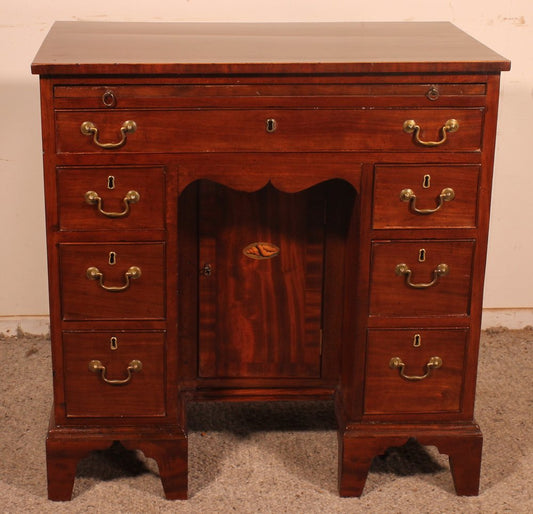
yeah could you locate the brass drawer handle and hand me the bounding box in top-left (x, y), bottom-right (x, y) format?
top-left (80, 120), bottom-right (137, 149)
top-left (85, 190), bottom-right (140, 218)
top-left (403, 119), bottom-right (459, 147)
top-left (88, 359), bottom-right (142, 385)
top-left (389, 356), bottom-right (442, 381)
top-left (395, 262), bottom-right (449, 289)
top-left (400, 187), bottom-right (455, 214)
top-left (86, 265), bottom-right (142, 292)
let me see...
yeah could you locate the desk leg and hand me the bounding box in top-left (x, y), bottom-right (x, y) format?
top-left (46, 425), bottom-right (188, 501)
top-left (338, 422), bottom-right (482, 497)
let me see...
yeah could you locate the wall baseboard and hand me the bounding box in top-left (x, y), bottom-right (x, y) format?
top-left (1, 310), bottom-right (532, 338)
top-left (0, 316), bottom-right (50, 338)
top-left (481, 309), bottom-right (533, 330)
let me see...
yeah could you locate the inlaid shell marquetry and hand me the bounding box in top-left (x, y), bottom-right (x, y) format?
top-left (242, 242), bottom-right (280, 260)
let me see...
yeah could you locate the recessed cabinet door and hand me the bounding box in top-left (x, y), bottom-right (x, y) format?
top-left (197, 182), bottom-right (325, 379)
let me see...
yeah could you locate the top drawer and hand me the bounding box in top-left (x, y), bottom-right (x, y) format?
top-left (55, 108), bottom-right (483, 154)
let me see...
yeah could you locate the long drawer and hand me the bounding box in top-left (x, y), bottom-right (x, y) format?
top-left (55, 108), bottom-right (483, 153)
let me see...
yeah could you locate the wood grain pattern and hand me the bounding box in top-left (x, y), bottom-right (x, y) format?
top-left (198, 181), bottom-right (324, 379)
top-left (31, 21), bottom-right (510, 75)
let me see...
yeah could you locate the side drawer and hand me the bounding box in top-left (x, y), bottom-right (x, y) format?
top-left (364, 328), bottom-right (467, 415)
top-left (63, 331), bottom-right (166, 418)
top-left (369, 240), bottom-right (474, 317)
top-left (373, 165), bottom-right (480, 229)
top-left (59, 242), bottom-right (166, 320)
top-left (57, 166), bottom-right (166, 231)
top-left (55, 108), bottom-right (483, 154)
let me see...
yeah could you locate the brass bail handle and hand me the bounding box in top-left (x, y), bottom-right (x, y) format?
top-left (389, 356), bottom-right (443, 381)
top-left (88, 359), bottom-right (142, 385)
top-left (400, 187), bottom-right (455, 215)
top-left (403, 119), bottom-right (459, 147)
top-left (395, 262), bottom-right (449, 289)
top-left (80, 120), bottom-right (137, 149)
top-left (86, 265), bottom-right (142, 292)
top-left (85, 190), bottom-right (140, 218)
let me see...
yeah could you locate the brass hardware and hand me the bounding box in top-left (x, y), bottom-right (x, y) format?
top-left (423, 174), bottom-right (431, 189)
top-left (426, 86), bottom-right (440, 101)
top-left (418, 249), bottom-right (426, 263)
top-left (413, 334), bottom-right (422, 348)
top-left (389, 355), bottom-right (442, 381)
top-left (102, 89), bottom-right (117, 108)
top-left (110, 336), bottom-right (118, 350)
top-left (108, 252), bottom-right (117, 266)
top-left (400, 187), bottom-right (455, 215)
top-left (86, 265), bottom-right (142, 292)
top-left (88, 359), bottom-right (142, 385)
top-left (80, 120), bottom-right (137, 149)
top-left (200, 263), bottom-right (212, 277)
top-left (266, 118), bottom-right (277, 133)
top-left (84, 189), bottom-right (140, 218)
top-left (107, 176), bottom-right (116, 190)
top-left (402, 118), bottom-right (459, 147)
top-left (395, 262), bottom-right (449, 289)
top-left (243, 242), bottom-right (280, 260)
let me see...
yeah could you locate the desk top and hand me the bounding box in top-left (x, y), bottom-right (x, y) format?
top-left (31, 21), bottom-right (510, 76)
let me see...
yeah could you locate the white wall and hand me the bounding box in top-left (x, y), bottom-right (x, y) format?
top-left (1, 1), bottom-right (532, 328)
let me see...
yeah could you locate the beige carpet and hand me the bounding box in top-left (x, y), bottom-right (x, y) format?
top-left (0, 328), bottom-right (531, 513)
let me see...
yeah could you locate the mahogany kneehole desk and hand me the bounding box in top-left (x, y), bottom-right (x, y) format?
top-left (31, 21), bottom-right (510, 500)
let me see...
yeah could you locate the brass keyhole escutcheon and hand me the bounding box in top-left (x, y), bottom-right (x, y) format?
top-left (266, 118), bottom-right (277, 133)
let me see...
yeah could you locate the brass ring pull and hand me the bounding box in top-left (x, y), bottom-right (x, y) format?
top-left (400, 187), bottom-right (455, 215)
top-left (80, 120), bottom-right (137, 149)
top-left (88, 359), bottom-right (142, 385)
top-left (403, 119), bottom-right (459, 147)
top-left (395, 262), bottom-right (449, 289)
top-left (389, 356), bottom-right (443, 381)
top-left (84, 190), bottom-right (140, 218)
top-left (86, 265), bottom-right (142, 292)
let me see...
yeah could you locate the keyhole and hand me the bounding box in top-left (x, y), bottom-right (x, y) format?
top-left (107, 176), bottom-right (115, 190)
top-left (108, 251), bottom-right (117, 265)
top-left (201, 263), bottom-right (212, 277)
top-left (110, 336), bottom-right (118, 350)
top-left (418, 248), bottom-right (426, 262)
top-left (413, 334), bottom-right (422, 348)
top-left (423, 174), bottom-right (431, 189)
top-left (266, 118), bottom-right (277, 133)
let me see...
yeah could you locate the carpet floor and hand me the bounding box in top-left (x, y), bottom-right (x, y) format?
top-left (0, 328), bottom-right (531, 513)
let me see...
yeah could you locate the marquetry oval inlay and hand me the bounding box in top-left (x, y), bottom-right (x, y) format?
top-left (243, 242), bottom-right (280, 260)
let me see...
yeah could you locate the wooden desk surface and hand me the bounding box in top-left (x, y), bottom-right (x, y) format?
top-left (31, 21), bottom-right (510, 75)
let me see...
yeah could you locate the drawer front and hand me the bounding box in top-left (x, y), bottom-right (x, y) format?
top-left (364, 328), bottom-right (467, 415)
top-left (373, 165), bottom-right (480, 229)
top-left (57, 166), bottom-right (166, 231)
top-left (59, 243), bottom-right (166, 320)
top-left (63, 331), bottom-right (166, 417)
top-left (55, 108), bottom-right (483, 154)
top-left (369, 240), bottom-right (474, 317)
